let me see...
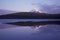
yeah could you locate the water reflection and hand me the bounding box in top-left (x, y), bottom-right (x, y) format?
top-left (0, 24), bottom-right (60, 40)
top-left (30, 25), bottom-right (47, 31)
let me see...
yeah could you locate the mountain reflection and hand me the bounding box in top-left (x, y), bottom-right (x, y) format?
top-left (30, 25), bottom-right (47, 31)
top-left (0, 24), bottom-right (60, 40)
top-left (0, 23), bottom-right (46, 29)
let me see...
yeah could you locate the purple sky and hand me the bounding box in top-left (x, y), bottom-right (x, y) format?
top-left (0, 0), bottom-right (60, 14)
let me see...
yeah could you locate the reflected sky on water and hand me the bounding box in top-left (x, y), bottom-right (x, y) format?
top-left (0, 19), bottom-right (60, 23)
top-left (0, 24), bottom-right (60, 40)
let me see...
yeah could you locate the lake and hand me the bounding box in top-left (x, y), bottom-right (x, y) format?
top-left (0, 19), bottom-right (60, 40)
top-left (0, 19), bottom-right (60, 23)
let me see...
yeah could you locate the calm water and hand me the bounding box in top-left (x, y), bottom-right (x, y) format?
top-left (0, 24), bottom-right (60, 40)
top-left (0, 19), bottom-right (60, 40)
top-left (0, 19), bottom-right (60, 23)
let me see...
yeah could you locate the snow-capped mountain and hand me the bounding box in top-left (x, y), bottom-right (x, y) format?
top-left (30, 8), bottom-right (43, 13)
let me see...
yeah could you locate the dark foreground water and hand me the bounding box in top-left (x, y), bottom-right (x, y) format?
top-left (0, 24), bottom-right (60, 40)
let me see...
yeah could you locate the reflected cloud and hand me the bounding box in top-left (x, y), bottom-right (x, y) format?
top-left (31, 24), bottom-right (60, 39)
top-left (0, 24), bottom-right (60, 40)
top-left (30, 25), bottom-right (47, 31)
top-left (0, 23), bottom-right (46, 29)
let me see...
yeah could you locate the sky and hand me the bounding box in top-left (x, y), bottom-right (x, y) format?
top-left (0, 0), bottom-right (60, 14)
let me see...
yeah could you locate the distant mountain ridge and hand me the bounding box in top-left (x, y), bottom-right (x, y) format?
top-left (0, 9), bottom-right (16, 15)
top-left (0, 12), bottom-right (60, 19)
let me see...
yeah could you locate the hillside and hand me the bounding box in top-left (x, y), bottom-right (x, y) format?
top-left (0, 12), bottom-right (60, 19)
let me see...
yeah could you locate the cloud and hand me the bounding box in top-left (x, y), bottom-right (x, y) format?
top-left (34, 0), bottom-right (60, 14)
top-left (39, 4), bottom-right (60, 14)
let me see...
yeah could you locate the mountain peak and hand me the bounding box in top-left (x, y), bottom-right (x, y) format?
top-left (30, 8), bottom-right (43, 13)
